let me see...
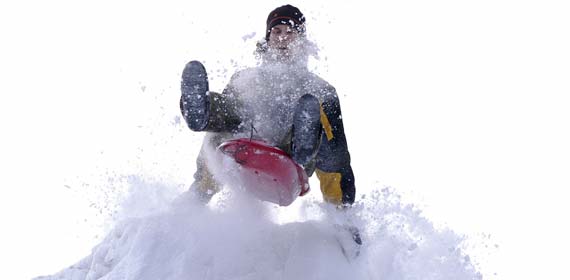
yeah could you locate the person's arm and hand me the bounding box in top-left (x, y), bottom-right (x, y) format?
top-left (315, 89), bottom-right (356, 205)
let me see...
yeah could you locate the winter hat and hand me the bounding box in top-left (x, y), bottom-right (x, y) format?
top-left (265, 4), bottom-right (306, 40)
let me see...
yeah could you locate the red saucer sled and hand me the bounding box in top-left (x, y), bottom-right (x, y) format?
top-left (218, 138), bottom-right (310, 206)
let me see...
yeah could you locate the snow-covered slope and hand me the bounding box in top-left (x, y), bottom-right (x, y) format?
top-left (35, 178), bottom-right (481, 280)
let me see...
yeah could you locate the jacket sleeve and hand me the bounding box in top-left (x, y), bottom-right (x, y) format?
top-left (315, 90), bottom-right (356, 205)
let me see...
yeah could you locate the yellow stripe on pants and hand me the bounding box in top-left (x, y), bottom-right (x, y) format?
top-left (316, 169), bottom-right (343, 205)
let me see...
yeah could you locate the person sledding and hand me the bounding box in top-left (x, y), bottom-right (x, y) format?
top-left (180, 4), bottom-right (360, 248)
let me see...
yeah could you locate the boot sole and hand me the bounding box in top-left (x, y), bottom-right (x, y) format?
top-left (291, 94), bottom-right (321, 166)
top-left (181, 60), bottom-right (209, 131)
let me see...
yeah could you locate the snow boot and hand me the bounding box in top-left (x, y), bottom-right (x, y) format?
top-left (291, 94), bottom-right (322, 170)
top-left (181, 60), bottom-right (209, 131)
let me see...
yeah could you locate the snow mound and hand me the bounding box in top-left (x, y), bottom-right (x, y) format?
top-left (36, 178), bottom-right (481, 280)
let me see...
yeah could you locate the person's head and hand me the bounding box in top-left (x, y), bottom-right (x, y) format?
top-left (262, 4), bottom-right (307, 63)
top-left (265, 4), bottom-right (305, 41)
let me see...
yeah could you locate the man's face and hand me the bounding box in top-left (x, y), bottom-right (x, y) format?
top-left (267, 24), bottom-right (301, 60)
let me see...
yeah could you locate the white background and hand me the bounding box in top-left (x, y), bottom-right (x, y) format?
top-left (1, 0), bottom-right (569, 279)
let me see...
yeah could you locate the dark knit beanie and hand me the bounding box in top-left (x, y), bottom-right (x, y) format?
top-left (265, 4), bottom-right (306, 40)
